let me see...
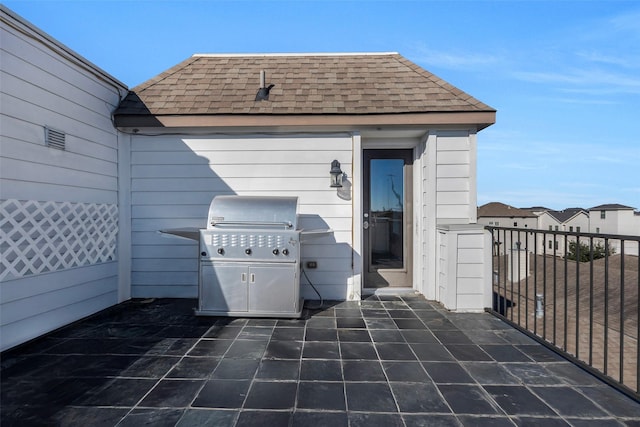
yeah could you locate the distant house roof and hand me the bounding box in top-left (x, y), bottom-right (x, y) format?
top-left (113, 52), bottom-right (496, 129)
top-left (478, 202), bottom-right (537, 218)
top-left (521, 206), bottom-right (550, 212)
top-left (546, 208), bottom-right (587, 223)
top-left (589, 204), bottom-right (636, 211)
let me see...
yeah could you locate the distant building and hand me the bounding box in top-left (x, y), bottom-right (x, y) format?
top-left (477, 202), bottom-right (538, 229)
top-left (536, 208), bottom-right (589, 256)
top-left (477, 202), bottom-right (537, 255)
top-left (589, 204), bottom-right (640, 255)
top-left (479, 202), bottom-right (639, 257)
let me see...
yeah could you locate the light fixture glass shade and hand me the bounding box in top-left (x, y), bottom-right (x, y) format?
top-left (330, 160), bottom-right (343, 188)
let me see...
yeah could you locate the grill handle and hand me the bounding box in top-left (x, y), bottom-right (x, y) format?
top-left (210, 220), bottom-right (294, 229)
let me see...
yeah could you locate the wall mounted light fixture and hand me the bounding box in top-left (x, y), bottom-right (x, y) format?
top-left (330, 160), bottom-right (343, 188)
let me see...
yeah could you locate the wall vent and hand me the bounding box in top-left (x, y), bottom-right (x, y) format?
top-left (45, 127), bottom-right (66, 150)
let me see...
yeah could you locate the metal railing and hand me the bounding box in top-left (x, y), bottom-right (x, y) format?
top-left (486, 226), bottom-right (640, 400)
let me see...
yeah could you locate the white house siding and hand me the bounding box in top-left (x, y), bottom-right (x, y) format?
top-left (589, 208), bottom-right (640, 256)
top-left (419, 129), bottom-right (488, 307)
top-left (0, 9), bottom-right (126, 350)
top-left (129, 134), bottom-right (353, 300)
top-left (435, 131), bottom-right (476, 224)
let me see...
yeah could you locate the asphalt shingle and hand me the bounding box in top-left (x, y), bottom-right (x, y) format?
top-left (114, 53), bottom-right (495, 118)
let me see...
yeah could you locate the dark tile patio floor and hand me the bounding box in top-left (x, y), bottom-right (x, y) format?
top-left (2, 294), bottom-right (639, 426)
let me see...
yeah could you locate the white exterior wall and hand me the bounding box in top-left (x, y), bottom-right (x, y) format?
top-left (435, 131), bottom-right (476, 224)
top-left (0, 10), bottom-right (126, 350)
top-left (565, 213), bottom-right (589, 233)
top-left (590, 208), bottom-right (640, 255)
top-left (129, 134), bottom-right (353, 300)
top-left (419, 129), bottom-right (491, 309)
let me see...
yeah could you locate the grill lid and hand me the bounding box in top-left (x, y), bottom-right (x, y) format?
top-left (208, 195), bottom-right (299, 229)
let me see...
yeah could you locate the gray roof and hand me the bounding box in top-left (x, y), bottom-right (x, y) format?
top-left (589, 204), bottom-right (636, 211)
top-left (546, 208), bottom-right (587, 223)
top-left (113, 53), bottom-right (495, 128)
top-left (477, 202), bottom-right (537, 218)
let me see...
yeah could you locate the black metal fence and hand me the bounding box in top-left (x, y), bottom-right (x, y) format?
top-left (486, 226), bottom-right (640, 400)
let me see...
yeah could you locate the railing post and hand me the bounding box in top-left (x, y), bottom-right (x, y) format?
top-left (604, 237), bottom-right (609, 376)
top-left (575, 234), bottom-right (580, 359)
top-left (620, 241), bottom-right (625, 385)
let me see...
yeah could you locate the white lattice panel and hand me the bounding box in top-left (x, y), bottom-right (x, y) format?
top-left (0, 199), bottom-right (118, 282)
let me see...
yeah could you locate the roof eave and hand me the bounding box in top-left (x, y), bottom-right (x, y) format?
top-left (114, 111), bottom-right (496, 131)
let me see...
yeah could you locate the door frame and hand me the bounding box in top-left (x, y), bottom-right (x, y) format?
top-left (351, 135), bottom-right (424, 298)
top-left (362, 149), bottom-right (414, 288)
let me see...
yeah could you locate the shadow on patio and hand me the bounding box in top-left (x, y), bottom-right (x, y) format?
top-left (2, 294), bottom-right (639, 426)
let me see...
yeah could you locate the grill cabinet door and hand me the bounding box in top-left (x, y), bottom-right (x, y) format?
top-left (248, 264), bottom-right (298, 313)
top-left (200, 262), bottom-right (248, 312)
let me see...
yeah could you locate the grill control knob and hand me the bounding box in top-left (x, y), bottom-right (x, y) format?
top-left (217, 248), bottom-right (224, 255)
top-left (282, 248), bottom-right (289, 256)
top-left (245, 248), bottom-right (252, 255)
top-left (201, 251), bottom-right (207, 257)
top-left (272, 248), bottom-right (279, 255)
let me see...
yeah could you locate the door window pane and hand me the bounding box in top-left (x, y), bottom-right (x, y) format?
top-left (370, 159), bottom-right (404, 268)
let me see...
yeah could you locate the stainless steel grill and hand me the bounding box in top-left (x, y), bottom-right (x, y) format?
top-left (162, 195), bottom-right (331, 318)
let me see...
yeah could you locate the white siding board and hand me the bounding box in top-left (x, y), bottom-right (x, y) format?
top-left (457, 248), bottom-right (485, 263)
top-left (455, 294), bottom-right (483, 309)
top-left (456, 263), bottom-right (485, 278)
top-left (0, 134), bottom-right (117, 177)
top-left (134, 245), bottom-right (199, 259)
top-left (1, 276), bottom-right (117, 325)
top-left (436, 164), bottom-right (470, 178)
top-left (132, 164), bottom-right (337, 179)
top-left (437, 205), bottom-right (469, 219)
top-left (457, 278), bottom-right (485, 294)
top-left (1, 157), bottom-right (117, 191)
top-left (0, 180), bottom-right (117, 204)
top-left (130, 285), bottom-right (197, 299)
top-left (1, 55), bottom-right (118, 121)
top-left (436, 178), bottom-right (469, 192)
top-left (437, 151), bottom-right (470, 164)
top-left (0, 262), bottom-right (117, 303)
top-left (1, 115), bottom-right (118, 163)
top-left (132, 204), bottom-right (209, 219)
top-left (1, 291), bottom-right (117, 351)
top-left (436, 192), bottom-right (469, 205)
top-left (132, 219), bottom-right (207, 231)
top-left (1, 27), bottom-right (121, 102)
top-left (131, 150), bottom-right (348, 165)
top-left (133, 258), bottom-right (198, 272)
top-left (131, 178), bottom-right (230, 192)
top-left (458, 234), bottom-right (485, 248)
top-left (435, 132), bottom-right (470, 148)
top-left (132, 136), bottom-right (351, 152)
top-left (300, 244), bottom-right (353, 259)
top-left (131, 190), bottom-right (344, 206)
top-left (1, 92), bottom-right (119, 151)
top-left (133, 232), bottom-right (200, 246)
top-left (132, 272), bottom-right (199, 285)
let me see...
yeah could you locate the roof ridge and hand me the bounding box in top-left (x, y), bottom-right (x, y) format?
top-left (191, 52), bottom-right (399, 58)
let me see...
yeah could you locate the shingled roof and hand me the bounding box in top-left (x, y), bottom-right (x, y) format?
top-left (113, 53), bottom-right (495, 129)
top-left (478, 202), bottom-right (537, 218)
top-left (546, 208), bottom-right (587, 223)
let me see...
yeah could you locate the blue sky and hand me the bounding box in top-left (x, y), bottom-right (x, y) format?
top-left (5, 0), bottom-right (639, 210)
